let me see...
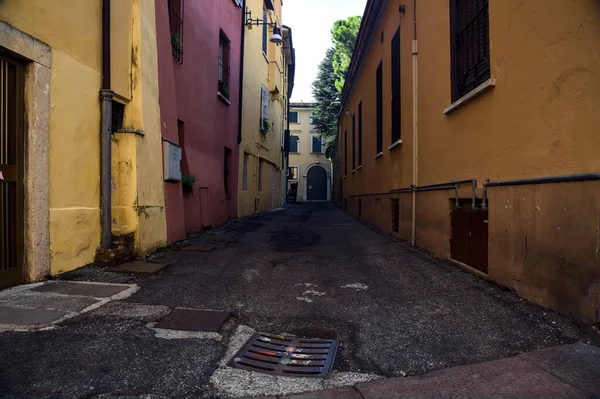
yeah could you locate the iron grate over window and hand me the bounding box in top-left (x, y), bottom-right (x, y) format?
top-left (450, 0), bottom-right (490, 101)
top-left (168, 0), bottom-right (184, 63)
top-left (219, 29), bottom-right (231, 99)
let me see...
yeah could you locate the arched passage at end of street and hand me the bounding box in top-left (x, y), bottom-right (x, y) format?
top-left (303, 162), bottom-right (331, 201)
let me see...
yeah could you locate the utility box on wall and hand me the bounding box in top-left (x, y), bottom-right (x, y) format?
top-left (163, 140), bottom-right (182, 181)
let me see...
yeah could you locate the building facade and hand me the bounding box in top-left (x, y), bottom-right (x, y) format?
top-left (340, 0), bottom-right (600, 325)
top-left (156, 0), bottom-right (242, 242)
top-left (0, 0), bottom-right (167, 286)
top-left (238, 0), bottom-right (294, 216)
top-left (288, 103), bottom-right (332, 202)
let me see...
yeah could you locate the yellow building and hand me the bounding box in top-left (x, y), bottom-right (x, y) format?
top-left (340, 0), bottom-right (600, 324)
top-left (287, 103), bottom-right (332, 201)
top-left (0, 0), bottom-right (167, 286)
top-left (238, 0), bottom-right (294, 216)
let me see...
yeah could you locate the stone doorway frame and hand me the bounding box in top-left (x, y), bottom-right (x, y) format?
top-left (303, 162), bottom-right (331, 201)
top-left (0, 21), bottom-right (51, 281)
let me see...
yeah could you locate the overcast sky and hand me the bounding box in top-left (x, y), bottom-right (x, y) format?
top-left (283, 0), bottom-right (367, 102)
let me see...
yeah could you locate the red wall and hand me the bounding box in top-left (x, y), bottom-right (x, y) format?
top-left (156, 0), bottom-right (241, 242)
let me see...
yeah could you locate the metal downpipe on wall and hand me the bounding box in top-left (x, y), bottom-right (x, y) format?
top-left (481, 172), bottom-right (600, 211)
top-left (100, 0), bottom-right (114, 248)
top-left (411, 0), bottom-right (418, 246)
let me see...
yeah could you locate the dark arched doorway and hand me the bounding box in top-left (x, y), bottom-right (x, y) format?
top-left (306, 165), bottom-right (327, 201)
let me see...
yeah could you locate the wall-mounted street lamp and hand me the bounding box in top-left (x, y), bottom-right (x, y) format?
top-left (245, 9), bottom-right (284, 45)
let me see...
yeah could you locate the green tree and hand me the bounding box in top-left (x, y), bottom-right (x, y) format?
top-left (312, 49), bottom-right (339, 144)
top-left (331, 16), bottom-right (362, 93)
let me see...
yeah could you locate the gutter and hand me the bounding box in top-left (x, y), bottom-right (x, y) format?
top-left (237, 0), bottom-right (246, 143)
top-left (100, 0), bottom-right (114, 248)
top-left (411, 0), bottom-right (418, 246)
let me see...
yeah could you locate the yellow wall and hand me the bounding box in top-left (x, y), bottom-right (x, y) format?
top-left (238, 0), bottom-right (287, 216)
top-left (340, 0), bottom-right (600, 324)
top-left (0, 0), bottom-right (165, 275)
top-left (288, 106), bottom-right (331, 200)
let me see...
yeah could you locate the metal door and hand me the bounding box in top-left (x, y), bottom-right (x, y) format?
top-left (450, 203), bottom-right (488, 273)
top-left (307, 166), bottom-right (327, 201)
top-left (0, 53), bottom-right (24, 287)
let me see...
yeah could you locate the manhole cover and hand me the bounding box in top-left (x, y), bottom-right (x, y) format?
top-left (154, 309), bottom-right (229, 332)
top-left (227, 332), bottom-right (339, 378)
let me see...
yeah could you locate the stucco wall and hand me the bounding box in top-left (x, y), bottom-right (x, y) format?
top-left (340, 0), bottom-right (600, 324)
top-left (238, 0), bottom-right (286, 216)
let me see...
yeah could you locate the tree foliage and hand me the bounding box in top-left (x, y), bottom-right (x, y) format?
top-left (331, 16), bottom-right (362, 93)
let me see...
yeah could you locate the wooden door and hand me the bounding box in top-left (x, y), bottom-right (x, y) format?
top-left (0, 53), bottom-right (24, 287)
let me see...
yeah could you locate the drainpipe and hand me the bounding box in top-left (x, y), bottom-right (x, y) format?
top-left (100, 0), bottom-right (114, 248)
top-left (411, 0), bottom-right (419, 246)
top-left (237, 0), bottom-right (246, 144)
top-left (481, 172), bottom-right (600, 211)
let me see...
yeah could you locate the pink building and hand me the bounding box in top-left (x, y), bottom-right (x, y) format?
top-left (156, 0), bottom-right (242, 243)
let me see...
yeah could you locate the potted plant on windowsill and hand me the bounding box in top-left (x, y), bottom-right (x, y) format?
top-left (181, 174), bottom-right (197, 198)
top-left (218, 80), bottom-right (230, 99)
top-left (260, 118), bottom-right (270, 134)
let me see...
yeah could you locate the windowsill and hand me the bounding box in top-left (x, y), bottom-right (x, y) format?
top-left (357, 165), bottom-right (363, 170)
top-left (444, 79), bottom-right (496, 115)
top-left (217, 92), bottom-right (231, 105)
top-left (374, 152), bottom-right (383, 159)
top-left (352, 169), bottom-right (356, 174)
top-left (344, 175), bottom-right (348, 179)
top-left (388, 140), bottom-right (402, 151)
top-left (310, 152), bottom-right (324, 155)
top-left (262, 51), bottom-right (269, 63)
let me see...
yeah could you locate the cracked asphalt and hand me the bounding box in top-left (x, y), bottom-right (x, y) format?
top-left (0, 202), bottom-right (590, 398)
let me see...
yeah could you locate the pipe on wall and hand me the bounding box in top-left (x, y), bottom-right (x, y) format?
top-left (410, 0), bottom-right (419, 246)
top-left (481, 173), bottom-right (600, 211)
top-left (100, 0), bottom-right (114, 248)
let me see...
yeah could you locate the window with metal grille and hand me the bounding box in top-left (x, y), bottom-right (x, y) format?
top-left (111, 101), bottom-right (124, 133)
top-left (168, 0), bottom-right (184, 63)
top-left (450, 0), bottom-right (490, 101)
top-left (289, 135), bottom-right (299, 153)
top-left (391, 198), bottom-right (400, 233)
top-left (376, 62), bottom-right (383, 154)
top-left (358, 101), bottom-right (363, 166)
top-left (351, 113), bottom-right (356, 170)
top-left (289, 111), bottom-right (299, 123)
top-left (391, 28), bottom-right (401, 143)
top-left (344, 130), bottom-right (348, 175)
top-left (219, 29), bottom-right (231, 99)
top-left (242, 152), bottom-right (249, 191)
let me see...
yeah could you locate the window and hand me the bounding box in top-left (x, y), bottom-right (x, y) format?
top-left (288, 166), bottom-right (299, 181)
top-left (311, 134), bottom-right (324, 154)
top-left (218, 29), bottom-right (231, 99)
top-left (289, 111), bottom-right (299, 124)
top-left (258, 160), bottom-right (263, 191)
top-left (111, 101), bottom-right (124, 133)
top-left (376, 62), bottom-right (383, 154)
top-left (289, 135), bottom-right (299, 153)
top-left (358, 101), bottom-right (363, 166)
top-left (344, 130), bottom-right (348, 175)
top-left (450, 0), bottom-right (490, 101)
top-left (391, 28), bottom-right (401, 143)
top-left (262, 8), bottom-right (268, 55)
top-left (242, 152), bottom-right (248, 191)
top-left (168, 0), bottom-right (184, 63)
top-left (260, 85), bottom-right (270, 129)
top-left (352, 113), bottom-right (356, 170)
top-left (224, 147), bottom-right (232, 198)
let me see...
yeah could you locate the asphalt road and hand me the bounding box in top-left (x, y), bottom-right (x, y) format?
top-left (0, 203), bottom-right (586, 398)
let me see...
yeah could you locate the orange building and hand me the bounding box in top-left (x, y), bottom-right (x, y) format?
top-left (340, 0), bottom-right (600, 325)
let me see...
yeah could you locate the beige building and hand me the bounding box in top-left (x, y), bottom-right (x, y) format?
top-left (287, 103), bottom-right (331, 201)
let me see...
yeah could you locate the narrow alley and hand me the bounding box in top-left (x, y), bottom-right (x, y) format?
top-left (1, 203), bottom-right (598, 398)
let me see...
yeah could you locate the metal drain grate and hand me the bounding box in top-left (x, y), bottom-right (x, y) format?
top-left (228, 332), bottom-right (339, 378)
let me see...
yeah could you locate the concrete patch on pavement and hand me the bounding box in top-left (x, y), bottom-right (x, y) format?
top-left (0, 281), bottom-right (138, 331)
top-left (210, 324), bottom-right (383, 398)
top-left (340, 283), bottom-right (369, 291)
top-left (146, 322), bottom-right (222, 341)
top-left (295, 283), bottom-right (318, 288)
top-left (296, 296), bottom-right (314, 303)
top-left (303, 290), bottom-right (327, 297)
